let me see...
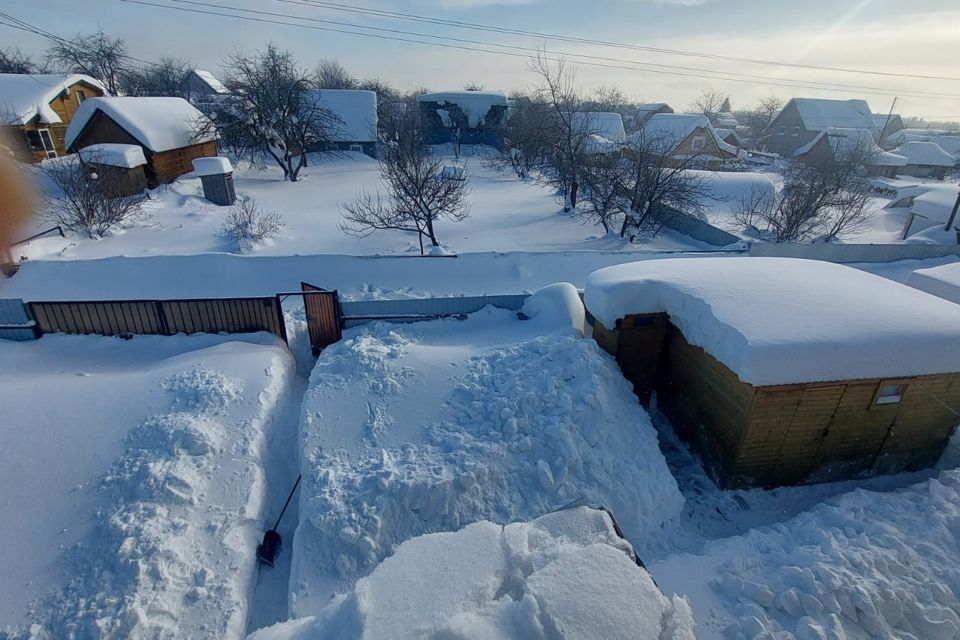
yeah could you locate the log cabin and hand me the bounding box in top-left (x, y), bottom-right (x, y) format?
top-left (585, 257), bottom-right (960, 489)
top-left (0, 73), bottom-right (106, 163)
top-left (65, 96), bottom-right (217, 186)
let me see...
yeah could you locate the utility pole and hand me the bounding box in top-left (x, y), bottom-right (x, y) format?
top-left (878, 97), bottom-right (897, 143)
top-left (944, 187), bottom-right (960, 241)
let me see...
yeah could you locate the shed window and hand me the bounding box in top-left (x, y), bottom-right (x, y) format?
top-left (691, 136), bottom-right (706, 151)
top-left (875, 383), bottom-right (906, 405)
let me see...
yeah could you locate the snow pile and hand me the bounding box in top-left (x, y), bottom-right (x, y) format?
top-left (908, 261), bottom-right (960, 303)
top-left (418, 90), bottom-right (508, 128)
top-left (0, 335), bottom-right (295, 638)
top-left (932, 135), bottom-right (960, 159)
top-left (891, 141), bottom-right (957, 167)
top-left (78, 143), bottom-right (147, 168)
top-left (520, 282), bottom-right (586, 337)
top-left (0, 73), bottom-right (105, 125)
top-left (256, 507), bottom-right (694, 640)
top-left (65, 97), bottom-right (216, 152)
top-left (303, 89), bottom-right (378, 143)
top-left (654, 471), bottom-right (960, 639)
top-left (584, 257), bottom-right (960, 385)
top-left (191, 156), bottom-right (233, 176)
top-left (290, 310), bottom-right (682, 613)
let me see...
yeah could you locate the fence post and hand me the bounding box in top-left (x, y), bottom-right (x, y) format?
top-left (156, 300), bottom-right (171, 336)
top-left (275, 295), bottom-right (289, 345)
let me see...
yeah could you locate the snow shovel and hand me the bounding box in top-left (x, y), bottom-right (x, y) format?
top-left (257, 474), bottom-right (302, 567)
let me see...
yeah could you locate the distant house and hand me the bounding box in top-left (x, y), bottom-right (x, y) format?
top-left (931, 136), bottom-right (960, 164)
top-left (301, 89), bottom-right (378, 158)
top-left (713, 127), bottom-right (746, 150)
top-left (0, 73), bottom-right (106, 162)
top-left (66, 97), bottom-right (217, 185)
top-left (182, 69), bottom-right (228, 105)
top-left (759, 98), bottom-right (875, 157)
top-left (883, 128), bottom-right (937, 147)
top-left (635, 102), bottom-right (673, 127)
top-left (627, 113), bottom-right (737, 170)
top-left (418, 90), bottom-right (509, 148)
top-left (793, 128), bottom-right (907, 178)
top-left (715, 111), bottom-right (739, 129)
top-left (873, 112), bottom-right (904, 139)
top-left (890, 141), bottom-right (956, 179)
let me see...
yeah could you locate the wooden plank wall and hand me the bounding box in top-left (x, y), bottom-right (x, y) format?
top-left (28, 297), bottom-right (286, 341)
top-left (152, 141), bottom-right (218, 184)
top-left (593, 314), bottom-right (668, 405)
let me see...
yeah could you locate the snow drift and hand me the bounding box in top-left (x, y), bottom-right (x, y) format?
top-left (255, 507), bottom-right (695, 640)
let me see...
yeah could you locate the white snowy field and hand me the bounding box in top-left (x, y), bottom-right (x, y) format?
top-left (0, 333), bottom-right (296, 639)
top-left (289, 305), bottom-right (683, 618)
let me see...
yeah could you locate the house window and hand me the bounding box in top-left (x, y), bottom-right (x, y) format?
top-left (779, 126), bottom-right (786, 135)
top-left (691, 136), bottom-right (706, 152)
top-left (75, 90), bottom-right (87, 103)
top-left (25, 129), bottom-right (57, 157)
top-left (792, 127), bottom-right (801, 137)
top-left (875, 383), bottom-right (907, 405)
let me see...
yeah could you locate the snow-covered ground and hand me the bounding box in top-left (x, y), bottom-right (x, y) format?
top-left (0, 333), bottom-right (296, 638)
top-left (289, 304), bottom-right (683, 617)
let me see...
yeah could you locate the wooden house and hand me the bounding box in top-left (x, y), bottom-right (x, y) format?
top-left (635, 103), bottom-right (674, 127)
top-left (0, 73), bottom-right (106, 163)
top-left (585, 258), bottom-right (960, 489)
top-left (625, 114), bottom-right (737, 170)
top-left (793, 128), bottom-right (907, 178)
top-left (873, 112), bottom-right (904, 141)
top-left (182, 69), bottom-right (229, 105)
top-left (65, 97), bottom-right (217, 186)
top-left (759, 98), bottom-right (875, 157)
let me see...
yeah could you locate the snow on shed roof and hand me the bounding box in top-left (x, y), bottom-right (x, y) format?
top-left (572, 112), bottom-right (626, 144)
top-left (584, 257), bottom-right (960, 386)
top-left (794, 128), bottom-right (906, 166)
top-left (418, 90), bottom-right (508, 128)
top-left (303, 89), bottom-right (377, 143)
top-left (78, 143), bottom-right (147, 168)
top-left (190, 69), bottom-right (228, 94)
top-left (65, 97), bottom-right (215, 153)
top-left (891, 141), bottom-right (957, 167)
top-left (908, 262), bottom-right (960, 305)
top-left (191, 156), bottom-right (232, 176)
top-left (714, 128), bottom-right (745, 147)
top-left (0, 73), bottom-right (105, 125)
top-left (792, 98), bottom-right (875, 131)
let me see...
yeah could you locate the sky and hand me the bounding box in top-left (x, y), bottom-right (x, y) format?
top-left (3, 0), bottom-right (960, 120)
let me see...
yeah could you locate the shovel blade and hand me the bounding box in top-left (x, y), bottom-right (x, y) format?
top-left (257, 529), bottom-right (283, 566)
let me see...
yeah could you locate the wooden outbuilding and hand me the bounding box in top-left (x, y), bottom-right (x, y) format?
top-left (585, 258), bottom-right (960, 489)
top-left (0, 73), bottom-right (106, 163)
top-left (78, 143), bottom-right (148, 198)
top-left (65, 97), bottom-right (217, 186)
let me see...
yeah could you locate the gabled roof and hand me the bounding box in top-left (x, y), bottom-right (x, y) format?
top-left (0, 73), bottom-right (106, 125)
top-left (794, 128), bottom-right (907, 166)
top-left (66, 97), bottom-right (215, 153)
top-left (891, 141), bottom-right (957, 167)
top-left (630, 113), bottom-right (735, 158)
top-left (572, 112), bottom-right (626, 144)
top-left (873, 113), bottom-right (901, 131)
top-left (302, 89), bottom-right (378, 143)
top-left (190, 69), bottom-right (228, 94)
top-left (791, 98), bottom-right (875, 131)
top-left (716, 112), bottom-right (739, 128)
top-left (714, 128), bottom-right (745, 147)
top-left (931, 135), bottom-right (960, 158)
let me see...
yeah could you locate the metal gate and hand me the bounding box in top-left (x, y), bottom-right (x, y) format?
top-left (301, 282), bottom-right (342, 356)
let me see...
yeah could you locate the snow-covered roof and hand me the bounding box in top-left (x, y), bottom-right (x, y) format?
top-left (0, 73), bottom-right (105, 125)
top-left (584, 257), bottom-right (960, 386)
top-left (583, 133), bottom-right (622, 155)
top-left (794, 128), bottom-right (907, 166)
top-left (792, 98), bottom-right (875, 131)
top-left (903, 184), bottom-right (960, 225)
top-left (190, 69), bottom-right (228, 94)
top-left (78, 143), bottom-right (147, 168)
top-left (884, 128), bottom-right (937, 145)
top-left (65, 97), bottom-right (215, 153)
top-left (191, 156), bottom-right (233, 176)
top-left (908, 263), bottom-right (960, 305)
top-left (630, 113), bottom-right (711, 153)
top-left (891, 141), bottom-right (957, 167)
top-left (716, 111), bottom-right (739, 128)
top-left (418, 90), bottom-right (508, 128)
top-left (303, 89), bottom-right (378, 143)
top-left (872, 113), bottom-right (901, 131)
top-left (572, 111), bottom-right (626, 144)
top-left (931, 135), bottom-right (960, 158)
top-left (714, 128), bottom-right (744, 146)
top-left (637, 102), bottom-right (672, 113)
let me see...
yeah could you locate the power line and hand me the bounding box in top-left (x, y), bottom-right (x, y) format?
top-left (280, 0), bottom-right (960, 83)
top-left (161, 0), bottom-right (960, 100)
top-left (117, 0), bottom-right (960, 101)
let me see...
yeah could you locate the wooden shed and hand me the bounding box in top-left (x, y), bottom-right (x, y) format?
top-left (65, 97), bottom-right (217, 186)
top-left (78, 143), bottom-right (148, 198)
top-left (0, 73), bottom-right (106, 163)
top-left (585, 258), bottom-right (960, 489)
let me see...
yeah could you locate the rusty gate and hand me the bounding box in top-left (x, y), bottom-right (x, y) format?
top-left (301, 282), bottom-right (342, 356)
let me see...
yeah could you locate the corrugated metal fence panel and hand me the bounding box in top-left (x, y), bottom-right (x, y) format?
top-left (340, 294), bottom-right (529, 328)
top-left (0, 298), bottom-right (31, 325)
top-left (160, 298), bottom-right (284, 338)
top-left (659, 207), bottom-right (742, 247)
top-left (29, 300), bottom-right (163, 335)
top-left (302, 284), bottom-right (342, 355)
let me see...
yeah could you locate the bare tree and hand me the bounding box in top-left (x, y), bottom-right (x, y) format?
top-left (41, 153), bottom-right (148, 238)
top-left (125, 57), bottom-right (192, 97)
top-left (47, 30), bottom-right (128, 95)
top-left (744, 95), bottom-right (784, 140)
top-left (341, 112), bottom-right (469, 254)
top-left (0, 48), bottom-right (36, 74)
top-left (464, 82), bottom-right (485, 91)
top-left (219, 198), bottom-right (284, 250)
top-left (313, 58), bottom-right (357, 89)
top-left (498, 93), bottom-right (553, 179)
top-left (201, 44), bottom-right (338, 182)
top-left (689, 89), bottom-right (728, 124)
top-left (734, 149), bottom-right (874, 242)
top-left (577, 152), bottom-right (631, 234)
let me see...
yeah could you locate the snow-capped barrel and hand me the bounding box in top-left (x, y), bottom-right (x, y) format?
top-left (192, 156), bottom-right (235, 206)
top-left (584, 257), bottom-right (960, 489)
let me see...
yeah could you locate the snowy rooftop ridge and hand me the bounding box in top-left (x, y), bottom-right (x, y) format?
top-left (891, 141), bottom-right (957, 167)
top-left (572, 111), bottom-right (627, 144)
top-left (191, 69), bottom-right (228, 94)
top-left (0, 73), bottom-right (106, 125)
top-left (584, 257), bottom-right (960, 386)
top-left (65, 97), bottom-right (216, 153)
top-left (792, 98), bottom-right (876, 131)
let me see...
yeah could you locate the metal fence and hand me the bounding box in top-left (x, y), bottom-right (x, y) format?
top-left (340, 294), bottom-right (529, 328)
top-left (0, 298), bottom-right (36, 341)
top-left (746, 242), bottom-right (960, 263)
top-left (659, 207), bottom-right (743, 247)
